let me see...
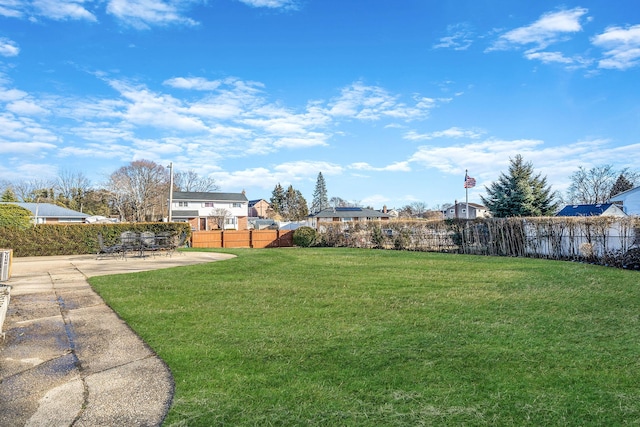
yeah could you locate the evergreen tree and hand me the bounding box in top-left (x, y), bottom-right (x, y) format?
top-left (1, 188), bottom-right (19, 202)
top-left (283, 185), bottom-right (309, 221)
top-left (609, 174), bottom-right (634, 199)
top-left (481, 155), bottom-right (558, 217)
top-left (311, 172), bottom-right (329, 214)
top-left (270, 183), bottom-right (286, 215)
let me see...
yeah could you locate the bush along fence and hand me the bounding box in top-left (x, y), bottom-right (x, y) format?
top-left (316, 217), bottom-right (640, 270)
top-left (0, 223), bottom-right (191, 257)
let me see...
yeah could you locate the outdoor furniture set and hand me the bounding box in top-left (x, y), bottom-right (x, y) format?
top-left (97, 231), bottom-right (187, 259)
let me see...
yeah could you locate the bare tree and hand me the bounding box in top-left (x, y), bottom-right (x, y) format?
top-left (566, 165), bottom-right (639, 204)
top-left (410, 201), bottom-right (428, 218)
top-left (174, 170), bottom-right (219, 192)
top-left (13, 179), bottom-right (56, 202)
top-left (329, 197), bottom-right (349, 208)
top-left (398, 202), bottom-right (428, 218)
top-left (208, 208), bottom-right (230, 229)
top-left (106, 160), bottom-right (169, 222)
top-left (55, 170), bottom-right (92, 212)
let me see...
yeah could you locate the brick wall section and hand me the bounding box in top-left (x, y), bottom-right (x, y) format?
top-left (191, 230), bottom-right (294, 248)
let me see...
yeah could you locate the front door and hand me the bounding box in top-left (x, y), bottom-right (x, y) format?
top-left (199, 217), bottom-right (207, 231)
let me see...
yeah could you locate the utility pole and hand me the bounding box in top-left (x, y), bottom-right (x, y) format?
top-left (167, 162), bottom-right (174, 222)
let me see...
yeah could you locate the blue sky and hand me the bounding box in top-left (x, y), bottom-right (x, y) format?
top-left (1, 0), bottom-right (639, 209)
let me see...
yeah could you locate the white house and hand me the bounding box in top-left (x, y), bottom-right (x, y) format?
top-left (608, 186), bottom-right (640, 216)
top-left (308, 207), bottom-right (391, 229)
top-left (170, 192), bottom-right (249, 231)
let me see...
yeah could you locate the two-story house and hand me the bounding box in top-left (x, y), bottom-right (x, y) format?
top-left (442, 202), bottom-right (490, 220)
top-left (170, 192), bottom-right (249, 231)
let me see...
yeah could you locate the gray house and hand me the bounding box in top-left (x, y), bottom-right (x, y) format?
top-left (442, 202), bottom-right (490, 220)
top-left (0, 202), bottom-right (89, 224)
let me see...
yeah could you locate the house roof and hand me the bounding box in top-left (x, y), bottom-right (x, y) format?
top-left (447, 202), bottom-right (487, 210)
top-left (171, 210), bottom-right (200, 218)
top-left (0, 202), bottom-right (88, 219)
top-left (172, 191), bottom-right (248, 202)
top-left (309, 207), bottom-right (391, 219)
top-left (556, 203), bottom-right (625, 217)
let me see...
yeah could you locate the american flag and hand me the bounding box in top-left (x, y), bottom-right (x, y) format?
top-left (464, 173), bottom-right (476, 189)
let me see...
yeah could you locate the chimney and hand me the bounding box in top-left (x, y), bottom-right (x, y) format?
top-left (383, 205), bottom-right (387, 213)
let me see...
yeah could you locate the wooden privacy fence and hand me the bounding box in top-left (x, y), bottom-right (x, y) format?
top-left (191, 230), bottom-right (294, 248)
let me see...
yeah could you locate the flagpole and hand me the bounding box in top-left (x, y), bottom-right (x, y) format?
top-left (465, 169), bottom-right (469, 220)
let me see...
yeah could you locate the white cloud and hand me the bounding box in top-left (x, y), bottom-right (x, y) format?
top-left (0, 87), bottom-right (28, 102)
top-left (273, 134), bottom-right (329, 148)
top-left (349, 161), bottom-right (411, 172)
top-left (108, 79), bottom-right (209, 131)
top-left (0, 162), bottom-right (58, 182)
top-left (407, 137), bottom-right (640, 194)
top-left (404, 127), bottom-right (484, 141)
top-left (488, 7), bottom-right (589, 52)
top-left (7, 100), bottom-right (50, 115)
top-left (0, 140), bottom-right (57, 154)
top-left (106, 0), bottom-right (199, 29)
top-left (163, 77), bottom-right (222, 91)
top-left (212, 160), bottom-right (340, 192)
top-left (0, 112), bottom-right (59, 146)
top-left (0, 38), bottom-right (19, 56)
top-left (237, 0), bottom-right (298, 8)
top-left (328, 82), bottom-right (435, 121)
top-left (33, 0), bottom-right (97, 21)
top-left (434, 23), bottom-right (474, 51)
top-left (274, 160), bottom-right (342, 176)
top-left (0, 0), bottom-right (26, 18)
top-left (360, 194), bottom-right (389, 207)
top-left (592, 24), bottom-right (640, 70)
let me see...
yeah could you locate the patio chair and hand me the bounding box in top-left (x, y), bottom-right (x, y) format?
top-left (96, 233), bottom-right (123, 259)
top-left (166, 231), bottom-right (188, 257)
top-left (140, 231), bottom-right (161, 256)
top-left (120, 231), bottom-right (141, 258)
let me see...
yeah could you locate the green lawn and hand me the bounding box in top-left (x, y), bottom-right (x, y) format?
top-left (89, 248), bottom-right (640, 426)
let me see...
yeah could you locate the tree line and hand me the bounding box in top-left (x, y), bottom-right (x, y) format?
top-left (1, 157), bottom-right (637, 223)
top-left (0, 160), bottom-right (218, 222)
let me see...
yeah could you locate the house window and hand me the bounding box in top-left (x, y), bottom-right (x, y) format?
top-left (203, 202), bottom-right (214, 207)
top-left (233, 202), bottom-right (242, 208)
top-left (178, 202), bottom-right (189, 207)
top-left (225, 218), bottom-right (235, 225)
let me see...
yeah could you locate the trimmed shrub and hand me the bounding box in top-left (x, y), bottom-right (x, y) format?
top-left (293, 226), bottom-right (319, 247)
top-left (0, 204), bottom-right (32, 229)
top-left (0, 222), bottom-right (191, 257)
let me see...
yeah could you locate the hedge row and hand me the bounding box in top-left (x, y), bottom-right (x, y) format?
top-left (0, 223), bottom-right (191, 257)
top-left (316, 217), bottom-right (640, 270)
